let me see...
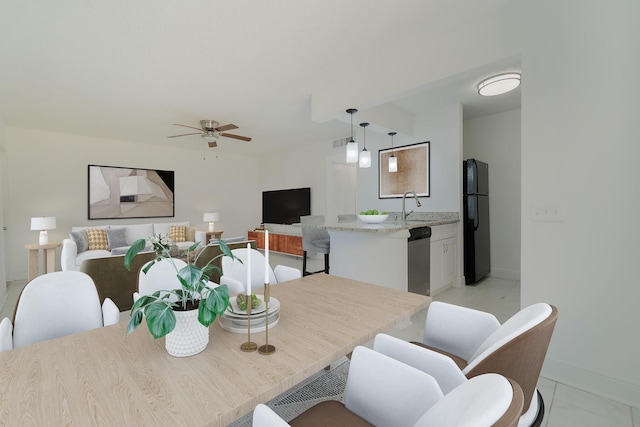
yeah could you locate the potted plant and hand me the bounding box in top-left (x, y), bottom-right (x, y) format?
top-left (124, 234), bottom-right (238, 356)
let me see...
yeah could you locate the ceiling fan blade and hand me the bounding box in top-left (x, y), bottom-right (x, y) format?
top-left (215, 123), bottom-right (238, 132)
top-left (173, 123), bottom-right (204, 132)
top-left (220, 133), bottom-right (252, 142)
top-left (208, 141), bottom-right (218, 148)
top-left (168, 132), bottom-right (202, 138)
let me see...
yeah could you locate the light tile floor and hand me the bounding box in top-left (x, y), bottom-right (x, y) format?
top-left (2, 261), bottom-right (637, 426)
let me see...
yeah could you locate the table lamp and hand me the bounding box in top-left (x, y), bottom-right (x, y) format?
top-left (31, 216), bottom-right (56, 245)
top-left (203, 212), bottom-right (220, 232)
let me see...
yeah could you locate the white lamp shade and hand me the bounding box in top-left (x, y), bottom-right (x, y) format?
top-left (203, 212), bottom-right (220, 222)
top-left (389, 155), bottom-right (398, 172)
top-left (346, 140), bottom-right (359, 163)
top-left (359, 149), bottom-right (371, 168)
top-left (478, 73), bottom-right (521, 96)
top-left (31, 217), bottom-right (56, 231)
top-left (203, 212), bottom-right (219, 232)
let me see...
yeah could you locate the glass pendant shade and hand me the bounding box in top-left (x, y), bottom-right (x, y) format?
top-left (387, 131), bottom-right (398, 172)
top-left (359, 148), bottom-right (371, 168)
top-left (346, 139), bottom-right (359, 163)
top-left (389, 154), bottom-right (398, 172)
top-left (359, 122), bottom-right (371, 168)
top-left (346, 108), bottom-right (358, 163)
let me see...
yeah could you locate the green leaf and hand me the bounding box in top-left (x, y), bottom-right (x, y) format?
top-left (144, 303), bottom-right (177, 339)
top-left (205, 285), bottom-right (229, 314)
top-left (126, 310), bottom-right (144, 334)
top-left (198, 303), bottom-right (215, 327)
top-left (124, 239), bottom-right (148, 270)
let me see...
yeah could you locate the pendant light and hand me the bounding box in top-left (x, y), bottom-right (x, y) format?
top-left (345, 108), bottom-right (358, 163)
top-left (359, 122), bottom-right (371, 168)
top-left (388, 132), bottom-right (398, 173)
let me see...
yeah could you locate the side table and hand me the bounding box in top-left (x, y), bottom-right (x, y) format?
top-left (25, 242), bottom-right (61, 281)
top-left (204, 230), bottom-right (223, 244)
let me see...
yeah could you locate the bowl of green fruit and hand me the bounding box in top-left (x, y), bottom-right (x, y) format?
top-left (358, 209), bottom-right (389, 224)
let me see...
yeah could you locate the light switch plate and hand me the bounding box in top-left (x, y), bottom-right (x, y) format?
top-left (531, 202), bottom-right (564, 222)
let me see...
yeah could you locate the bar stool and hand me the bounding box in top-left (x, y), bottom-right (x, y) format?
top-left (300, 215), bottom-right (330, 275)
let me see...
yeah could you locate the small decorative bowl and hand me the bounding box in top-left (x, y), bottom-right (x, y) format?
top-left (358, 214), bottom-right (389, 224)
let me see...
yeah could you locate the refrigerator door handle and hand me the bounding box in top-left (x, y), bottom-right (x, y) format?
top-left (472, 160), bottom-right (479, 194)
top-left (473, 195), bottom-right (480, 230)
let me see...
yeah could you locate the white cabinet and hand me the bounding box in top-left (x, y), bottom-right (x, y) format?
top-left (430, 223), bottom-right (459, 295)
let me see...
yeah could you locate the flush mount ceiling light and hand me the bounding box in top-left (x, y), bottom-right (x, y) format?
top-left (388, 132), bottom-right (397, 173)
top-left (346, 108), bottom-right (358, 163)
top-left (477, 72), bottom-right (521, 96)
top-left (359, 122), bottom-right (371, 168)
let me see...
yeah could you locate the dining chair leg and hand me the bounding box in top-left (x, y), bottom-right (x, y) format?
top-left (302, 251), bottom-right (309, 276)
top-left (324, 253), bottom-right (329, 274)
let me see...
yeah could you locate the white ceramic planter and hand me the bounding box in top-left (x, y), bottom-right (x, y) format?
top-left (165, 308), bottom-right (209, 357)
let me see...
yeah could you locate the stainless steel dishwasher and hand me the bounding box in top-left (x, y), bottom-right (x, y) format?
top-left (408, 226), bottom-right (431, 295)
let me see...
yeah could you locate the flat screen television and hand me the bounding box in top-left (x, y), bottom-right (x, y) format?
top-left (262, 187), bottom-right (311, 225)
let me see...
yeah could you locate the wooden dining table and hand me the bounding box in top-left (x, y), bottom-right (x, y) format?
top-left (0, 274), bottom-right (431, 426)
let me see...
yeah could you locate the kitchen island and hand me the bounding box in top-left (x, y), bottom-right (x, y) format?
top-left (295, 212), bottom-right (459, 294)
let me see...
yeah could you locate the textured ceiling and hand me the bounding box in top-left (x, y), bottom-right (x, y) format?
top-left (0, 0), bottom-right (520, 156)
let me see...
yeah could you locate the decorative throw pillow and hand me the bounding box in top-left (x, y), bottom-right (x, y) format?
top-left (185, 227), bottom-right (196, 242)
top-left (106, 227), bottom-right (128, 250)
top-left (169, 225), bottom-right (186, 242)
top-left (86, 228), bottom-right (109, 251)
top-left (69, 230), bottom-right (89, 253)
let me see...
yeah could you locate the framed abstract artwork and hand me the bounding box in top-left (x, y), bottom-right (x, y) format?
top-left (88, 164), bottom-right (175, 219)
top-left (378, 141), bottom-right (430, 198)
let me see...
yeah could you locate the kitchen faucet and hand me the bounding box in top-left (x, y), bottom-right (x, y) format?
top-left (402, 191), bottom-right (422, 220)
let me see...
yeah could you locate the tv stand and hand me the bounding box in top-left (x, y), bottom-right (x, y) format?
top-left (247, 230), bottom-right (303, 256)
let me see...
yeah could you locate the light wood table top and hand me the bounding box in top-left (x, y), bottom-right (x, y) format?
top-left (0, 274), bottom-right (431, 426)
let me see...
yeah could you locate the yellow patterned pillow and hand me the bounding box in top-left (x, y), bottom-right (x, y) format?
top-left (169, 225), bottom-right (186, 243)
top-left (86, 228), bottom-right (108, 251)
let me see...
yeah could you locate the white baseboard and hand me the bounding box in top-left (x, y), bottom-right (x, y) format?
top-left (542, 358), bottom-right (640, 407)
top-left (488, 268), bottom-right (520, 281)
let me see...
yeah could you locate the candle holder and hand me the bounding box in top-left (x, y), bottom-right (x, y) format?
top-left (240, 300), bottom-right (257, 352)
top-left (258, 282), bottom-right (276, 355)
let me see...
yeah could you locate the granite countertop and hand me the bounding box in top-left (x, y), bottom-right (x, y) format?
top-left (294, 212), bottom-right (459, 233)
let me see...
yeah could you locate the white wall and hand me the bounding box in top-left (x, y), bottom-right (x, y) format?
top-left (521, 1), bottom-right (640, 406)
top-left (4, 127), bottom-right (260, 280)
top-left (357, 104), bottom-right (463, 215)
top-left (0, 119), bottom-right (7, 305)
top-left (464, 109), bottom-right (521, 280)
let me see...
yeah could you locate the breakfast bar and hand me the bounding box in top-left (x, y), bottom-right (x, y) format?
top-left (296, 212), bottom-right (459, 294)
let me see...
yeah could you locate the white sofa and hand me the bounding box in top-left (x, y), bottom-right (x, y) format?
top-left (61, 221), bottom-right (207, 271)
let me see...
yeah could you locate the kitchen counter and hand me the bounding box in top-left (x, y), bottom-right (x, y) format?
top-left (292, 212), bottom-right (459, 234)
top-left (295, 212), bottom-right (459, 292)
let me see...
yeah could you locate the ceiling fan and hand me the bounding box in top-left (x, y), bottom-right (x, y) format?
top-left (168, 120), bottom-right (252, 147)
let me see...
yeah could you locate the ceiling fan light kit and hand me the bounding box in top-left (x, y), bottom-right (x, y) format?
top-left (477, 72), bottom-right (521, 96)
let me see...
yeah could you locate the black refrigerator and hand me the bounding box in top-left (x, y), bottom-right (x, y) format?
top-left (463, 159), bottom-right (491, 284)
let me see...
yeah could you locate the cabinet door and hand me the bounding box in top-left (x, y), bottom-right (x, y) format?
top-left (430, 240), bottom-right (444, 292)
top-left (442, 237), bottom-right (457, 287)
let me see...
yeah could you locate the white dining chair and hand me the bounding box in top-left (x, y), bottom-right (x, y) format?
top-left (133, 257), bottom-right (189, 303)
top-left (252, 346), bottom-right (524, 427)
top-left (220, 248), bottom-right (301, 295)
top-left (373, 301), bottom-right (558, 427)
top-left (0, 271), bottom-right (119, 350)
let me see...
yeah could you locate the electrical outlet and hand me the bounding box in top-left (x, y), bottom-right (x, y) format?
top-left (531, 202), bottom-right (563, 222)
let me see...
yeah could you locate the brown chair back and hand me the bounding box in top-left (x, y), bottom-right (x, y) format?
top-left (466, 305), bottom-right (558, 414)
top-left (80, 252), bottom-right (156, 311)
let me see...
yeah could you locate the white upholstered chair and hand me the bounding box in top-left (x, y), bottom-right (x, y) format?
top-left (133, 257), bottom-right (189, 303)
top-left (374, 301), bottom-right (558, 427)
top-left (252, 346), bottom-right (524, 427)
top-left (300, 215), bottom-right (330, 275)
top-left (220, 248), bottom-right (301, 295)
top-left (0, 271), bottom-right (119, 351)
